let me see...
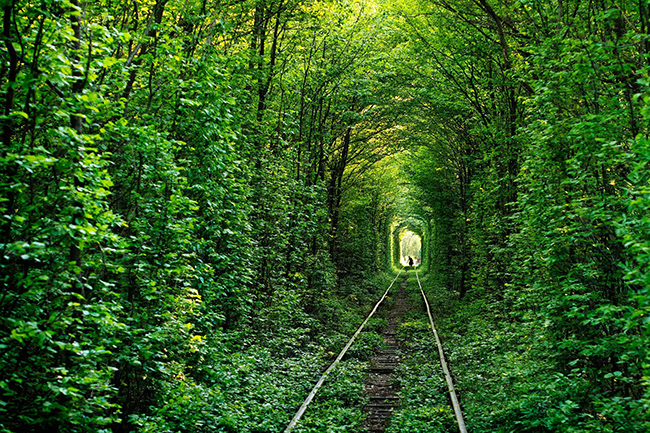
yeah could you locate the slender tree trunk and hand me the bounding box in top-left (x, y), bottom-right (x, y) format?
top-left (328, 127), bottom-right (351, 262)
top-left (0, 4), bottom-right (18, 245)
top-left (121, 0), bottom-right (167, 113)
top-left (69, 0), bottom-right (84, 279)
top-left (640, 0), bottom-right (650, 66)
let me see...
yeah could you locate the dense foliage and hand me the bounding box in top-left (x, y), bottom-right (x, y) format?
top-left (394, 0), bottom-right (650, 430)
top-left (0, 0), bottom-right (398, 431)
top-left (1, 0), bottom-right (649, 431)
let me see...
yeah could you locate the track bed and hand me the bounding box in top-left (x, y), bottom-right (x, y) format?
top-left (363, 277), bottom-right (408, 432)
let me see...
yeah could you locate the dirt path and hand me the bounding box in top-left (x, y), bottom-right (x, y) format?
top-left (362, 276), bottom-right (409, 432)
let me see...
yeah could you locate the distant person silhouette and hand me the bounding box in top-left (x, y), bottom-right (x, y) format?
top-left (408, 256), bottom-right (413, 267)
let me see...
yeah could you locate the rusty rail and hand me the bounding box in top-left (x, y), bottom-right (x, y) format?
top-left (283, 269), bottom-right (404, 433)
top-left (415, 269), bottom-right (468, 433)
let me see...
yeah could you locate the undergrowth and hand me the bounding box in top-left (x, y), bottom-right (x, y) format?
top-left (185, 271), bottom-right (397, 432)
top-left (416, 278), bottom-right (648, 432)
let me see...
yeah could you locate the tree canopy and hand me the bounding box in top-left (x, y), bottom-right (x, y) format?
top-left (1, 0), bottom-right (649, 431)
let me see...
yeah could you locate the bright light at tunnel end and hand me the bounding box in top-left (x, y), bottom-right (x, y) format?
top-left (400, 230), bottom-right (421, 267)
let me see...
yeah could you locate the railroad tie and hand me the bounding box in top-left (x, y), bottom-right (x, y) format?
top-left (362, 277), bottom-right (408, 433)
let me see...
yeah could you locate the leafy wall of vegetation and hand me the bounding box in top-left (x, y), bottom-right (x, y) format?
top-left (1, 0), bottom-right (649, 431)
top-left (0, 0), bottom-right (400, 431)
top-left (395, 0), bottom-right (650, 430)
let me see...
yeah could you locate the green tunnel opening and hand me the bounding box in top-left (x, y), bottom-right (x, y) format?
top-left (389, 216), bottom-right (429, 272)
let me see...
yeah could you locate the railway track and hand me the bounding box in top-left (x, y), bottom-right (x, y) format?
top-left (284, 269), bottom-right (466, 433)
top-left (362, 277), bottom-right (408, 432)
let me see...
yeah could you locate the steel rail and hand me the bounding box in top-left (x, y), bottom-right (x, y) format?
top-left (414, 269), bottom-right (468, 433)
top-left (283, 268), bottom-right (404, 433)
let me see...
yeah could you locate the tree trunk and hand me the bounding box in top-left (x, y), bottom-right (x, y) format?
top-left (0, 4), bottom-right (18, 245)
top-left (69, 0), bottom-right (84, 282)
